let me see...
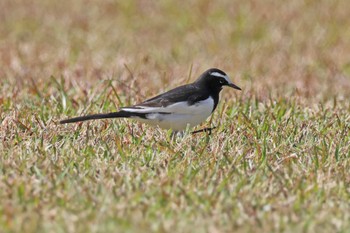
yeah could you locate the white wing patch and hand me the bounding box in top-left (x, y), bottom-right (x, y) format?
top-left (122, 102), bottom-right (189, 114)
top-left (122, 98), bottom-right (213, 115)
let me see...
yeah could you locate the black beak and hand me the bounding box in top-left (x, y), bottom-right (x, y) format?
top-left (227, 83), bottom-right (241, 90)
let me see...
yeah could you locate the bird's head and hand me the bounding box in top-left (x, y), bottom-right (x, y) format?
top-left (195, 68), bottom-right (241, 92)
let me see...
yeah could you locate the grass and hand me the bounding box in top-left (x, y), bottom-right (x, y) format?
top-left (1, 0), bottom-right (350, 232)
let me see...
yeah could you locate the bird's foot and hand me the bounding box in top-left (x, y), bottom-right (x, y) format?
top-left (191, 127), bottom-right (216, 135)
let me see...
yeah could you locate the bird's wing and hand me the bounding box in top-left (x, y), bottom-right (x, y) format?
top-left (120, 84), bottom-right (209, 114)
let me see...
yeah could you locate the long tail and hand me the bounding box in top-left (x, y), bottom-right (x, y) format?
top-left (60, 111), bottom-right (146, 124)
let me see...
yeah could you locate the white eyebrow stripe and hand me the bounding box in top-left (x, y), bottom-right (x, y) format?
top-left (211, 72), bottom-right (232, 84)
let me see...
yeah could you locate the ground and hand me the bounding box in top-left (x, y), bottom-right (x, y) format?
top-left (1, 0), bottom-right (350, 232)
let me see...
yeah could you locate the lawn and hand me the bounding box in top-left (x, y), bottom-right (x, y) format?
top-left (1, 0), bottom-right (350, 232)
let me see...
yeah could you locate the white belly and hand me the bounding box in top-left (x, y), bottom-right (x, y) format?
top-left (129, 98), bottom-right (214, 131)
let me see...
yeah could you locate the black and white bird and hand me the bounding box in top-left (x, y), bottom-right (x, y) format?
top-left (60, 68), bottom-right (241, 132)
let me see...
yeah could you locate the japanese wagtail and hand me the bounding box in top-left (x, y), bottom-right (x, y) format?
top-left (60, 68), bottom-right (241, 132)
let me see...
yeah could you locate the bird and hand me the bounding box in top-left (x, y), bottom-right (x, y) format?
top-left (60, 68), bottom-right (241, 132)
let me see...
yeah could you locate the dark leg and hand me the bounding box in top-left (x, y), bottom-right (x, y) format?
top-left (191, 127), bottom-right (216, 135)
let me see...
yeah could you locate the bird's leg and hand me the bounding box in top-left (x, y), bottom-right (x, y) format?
top-left (170, 130), bottom-right (177, 140)
top-left (170, 130), bottom-right (185, 140)
top-left (191, 127), bottom-right (216, 135)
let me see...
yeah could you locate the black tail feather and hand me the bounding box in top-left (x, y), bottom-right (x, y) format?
top-left (60, 111), bottom-right (146, 124)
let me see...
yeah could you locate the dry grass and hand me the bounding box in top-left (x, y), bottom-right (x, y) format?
top-left (1, 0), bottom-right (350, 232)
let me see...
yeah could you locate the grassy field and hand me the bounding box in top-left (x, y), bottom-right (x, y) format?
top-left (1, 0), bottom-right (350, 232)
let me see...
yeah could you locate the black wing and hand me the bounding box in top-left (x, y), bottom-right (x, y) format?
top-left (136, 84), bottom-right (209, 107)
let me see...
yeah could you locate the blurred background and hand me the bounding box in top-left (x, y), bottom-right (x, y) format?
top-left (1, 0), bottom-right (350, 104)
